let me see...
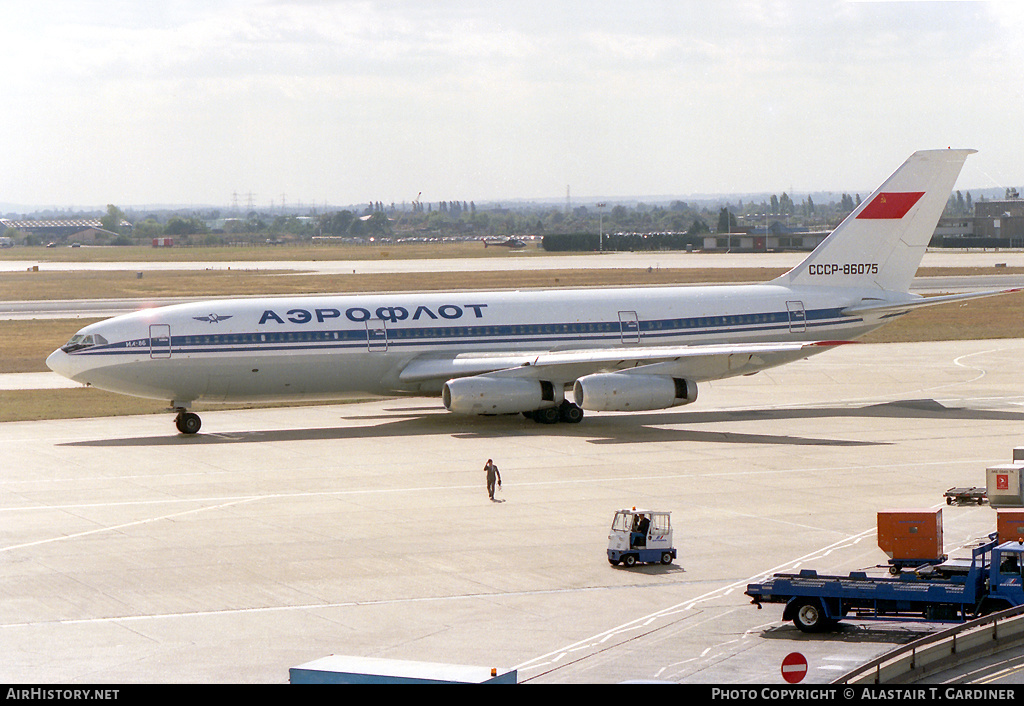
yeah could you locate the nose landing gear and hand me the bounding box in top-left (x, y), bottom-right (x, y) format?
top-left (174, 410), bottom-right (202, 434)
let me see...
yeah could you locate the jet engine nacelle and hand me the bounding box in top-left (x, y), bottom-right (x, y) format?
top-left (573, 373), bottom-right (698, 412)
top-left (443, 376), bottom-right (555, 415)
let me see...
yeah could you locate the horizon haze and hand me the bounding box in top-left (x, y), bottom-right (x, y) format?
top-left (2, 2), bottom-right (1022, 211)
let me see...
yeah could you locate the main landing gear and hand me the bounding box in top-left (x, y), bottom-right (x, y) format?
top-left (174, 410), bottom-right (202, 435)
top-left (523, 400), bottom-right (584, 425)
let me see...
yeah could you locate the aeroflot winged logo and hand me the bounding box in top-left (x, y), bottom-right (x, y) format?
top-left (193, 313), bottom-right (234, 324)
top-left (856, 192), bottom-right (925, 219)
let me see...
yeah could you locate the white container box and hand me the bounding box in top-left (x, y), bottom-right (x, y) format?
top-left (986, 464), bottom-right (1024, 508)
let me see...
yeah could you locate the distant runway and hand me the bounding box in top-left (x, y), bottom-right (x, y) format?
top-left (1, 297), bottom-right (199, 320)
top-left (3, 250), bottom-right (1024, 320)
top-left (3, 339), bottom-right (1023, 683)
top-left (0, 372), bottom-right (77, 390)
top-left (0, 251), bottom-right (804, 274)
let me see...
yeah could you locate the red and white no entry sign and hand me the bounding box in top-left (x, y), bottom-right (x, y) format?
top-left (781, 652), bottom-right (807, 683)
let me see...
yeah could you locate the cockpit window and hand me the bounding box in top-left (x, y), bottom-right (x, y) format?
top-left (61, 333), bottom-right (109, 353)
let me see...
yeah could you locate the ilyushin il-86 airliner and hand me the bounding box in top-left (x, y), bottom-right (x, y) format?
top-left (47, 149), bottom-right (1019, 434)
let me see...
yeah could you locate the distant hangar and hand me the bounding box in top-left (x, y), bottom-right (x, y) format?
top-left (0, 218), bottom-right (132, 244)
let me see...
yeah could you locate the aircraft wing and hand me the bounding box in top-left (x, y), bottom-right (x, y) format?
top-left (842, 287), bottom-right (1022, 317)
top-left (398, 340), bottom-right (854, 385)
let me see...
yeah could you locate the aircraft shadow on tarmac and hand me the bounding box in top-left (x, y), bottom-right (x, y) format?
top-left (60, 398), bottom-right (1024, 448)
top-left (587, 398), bottom-right (1024, 446)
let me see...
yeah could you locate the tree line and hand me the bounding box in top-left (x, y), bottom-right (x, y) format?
top-left (4, 188), bottom-right (993, 247)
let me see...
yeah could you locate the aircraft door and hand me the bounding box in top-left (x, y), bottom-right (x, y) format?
top-left (786, 301), bottom-right (807, 333)
top-left (366, 319), bottom-right (388, 352)
top-left (618, 311), bottom-right (640, 344)
top-left (149, 324), bottom-right (171, 358)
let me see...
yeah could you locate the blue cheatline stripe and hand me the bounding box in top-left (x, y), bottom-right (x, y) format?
top-left (72, 307), bottom-right (861, 358)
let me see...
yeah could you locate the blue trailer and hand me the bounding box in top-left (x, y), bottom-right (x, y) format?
top-left (745, 538), bottom-right (1024, 632)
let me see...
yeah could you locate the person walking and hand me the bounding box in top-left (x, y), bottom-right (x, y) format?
top-left (484, 459), bottom-right (501, 500)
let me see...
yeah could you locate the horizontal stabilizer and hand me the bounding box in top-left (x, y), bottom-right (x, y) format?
top-left (842, 288), bottom-right (1022, 317)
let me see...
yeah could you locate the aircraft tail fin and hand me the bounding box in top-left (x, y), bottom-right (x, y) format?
top-left (774, 149), bottom-right (975, 293)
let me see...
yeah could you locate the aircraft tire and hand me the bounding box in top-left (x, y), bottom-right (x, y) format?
top-left (175, 412), bottom-right (202, 435)
top-left (559, 402), bottom-right (584, 423)
top-left (533, 407), bottom-right (560, 424)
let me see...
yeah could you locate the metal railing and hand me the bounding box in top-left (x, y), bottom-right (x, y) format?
top-left (833, 604), bottom-right (1024, 684)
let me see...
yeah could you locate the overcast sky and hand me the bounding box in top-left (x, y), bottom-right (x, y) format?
top-left (1, 1), bottom-right (1021, 211)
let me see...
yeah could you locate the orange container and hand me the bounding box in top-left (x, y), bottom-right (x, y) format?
top-left (877, 509), bottom-right (943, 562)
top-left (997, 509), bottom-right (1024, 544)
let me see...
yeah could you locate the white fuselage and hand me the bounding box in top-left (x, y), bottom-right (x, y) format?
top-left (45, 282), bottom-right (894, 407)
top-left (44, 149), bottom-right (988, 431)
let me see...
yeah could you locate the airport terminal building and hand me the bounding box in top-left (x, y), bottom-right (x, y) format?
top-left (972, 196), bottom-right (1024, 243)
top-left (705, 194), bottom-right (1024, 252)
